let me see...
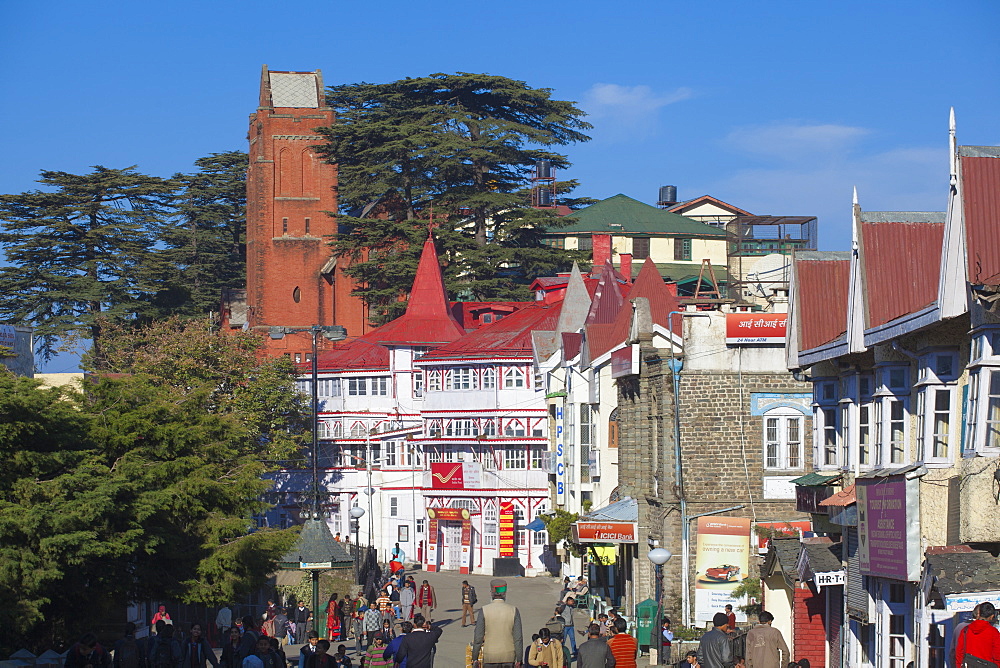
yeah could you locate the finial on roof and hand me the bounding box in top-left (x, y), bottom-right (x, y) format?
top-left (852, 186), bottom-right (858, 206)
top-left (851, 189), bottom-right (860, 256)
top-left (949, 107), bottom-right (958, 187)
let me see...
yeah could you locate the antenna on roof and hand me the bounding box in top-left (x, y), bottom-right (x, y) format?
top-left (949, 107), bottom-right (958, 187)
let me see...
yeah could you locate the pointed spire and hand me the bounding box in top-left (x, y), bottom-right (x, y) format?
top-left (852, 187), bottom-right (860, 256)
top-left (405, 236), bottom-right (453, 320)
top-left (586, 261), bottom-right (625, 325)
top-left (555, 263), bottom-right (592, 335)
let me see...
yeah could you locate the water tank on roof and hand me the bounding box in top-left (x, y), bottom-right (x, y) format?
top-left (658, 185), bottom-right (677, 206)
top-left (536, 160), bottom-right (552, 179)
top-left (537, 188), bottom-right (552, 207)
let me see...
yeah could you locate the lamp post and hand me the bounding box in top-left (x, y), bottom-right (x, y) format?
top-left (350, 505), bottom-right (366, 580)
top-left (648, 547), bottom-right (673, 665)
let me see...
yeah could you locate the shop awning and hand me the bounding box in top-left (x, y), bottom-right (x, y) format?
top-left (580, 496), bottom-right (638, 522)
top-left (789, 472), bottom-right (843, 486)
top-left (525, 517), bottom-right (546, 532)
top-left (819, 485), bottom-right (856, 507)
top-left (926, 548), bottom-right (1000, 610)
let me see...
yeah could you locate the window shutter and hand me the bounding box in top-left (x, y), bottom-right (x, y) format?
top-left (846, 527), bottom-right (870, 622)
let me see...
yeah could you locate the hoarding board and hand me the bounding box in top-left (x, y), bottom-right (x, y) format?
top-left (694, 516), bottom-right (751, 622)
top-left (857, 475), bottom-right (920, 581)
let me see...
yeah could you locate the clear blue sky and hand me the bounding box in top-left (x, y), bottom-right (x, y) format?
top-left (2, 0), bottom-right (998, 371)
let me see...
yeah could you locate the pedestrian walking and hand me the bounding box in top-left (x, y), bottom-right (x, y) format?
top-left (606, 619), bottom-right (638, 668)
top-left (292, 603), bottom-right (312, 641)
top-left (221, 629), bottom-right (244, 668)
top-left (331, 645), bottom-right (352, 668)
top-left (576, 623), bottom-right (615, 668)
top-left (745, 611), bottom-right (789, 668)
top-left (376, 588), bottom-right (393, 623)
top-left (151, 606), bottom-right (172, 628)
top-left (182, 624), bottom-right (221, 668)
top-left (956, 601), bottom-right (1000, 668)
top-left (217, 606), bottom-right (234, 638)
top-left (302, 640), bottom-right (333, 668)
top-left (361, 634), bottom-right (393, 668)
top-left (272, 609), bottom-right (291, 646)
top-left (148, 625), bottom-right (182, 668)
top-left (461, 580), bottom-right (478, 627)
top-left (416, 580), bottom-right (437, 622)
top-left (66, 633), bottom-right (111, 668)
top-left (471, 579), bottom-right (524, 668)
top-left (383, 621), bottom-right (411, 667)
top-left (560, 599), bottom-right (578, 658)
top-left (395, 614), bottom-right (442, 668)
top-left (112, 624), bottom-right (144, 668)
top-left (950, 606), bottom-right (982, 668)
top-left (528, 627), bottom-right (565, 668)
top-left (399, 581), bottom-right (416, 621)
top-left (299, 633), bottom-right (321, 666)
top-left (661, 618), bottom-right (674, 666)
top-left (362, 606), bottom-right (383, 651)
top-left (697, 614), bottom-right (734, 668)
top-left (238, 617), bottom-right (260, 660)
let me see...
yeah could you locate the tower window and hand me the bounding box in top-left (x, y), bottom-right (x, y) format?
top-left (293, 287), bottom-right (301, 303)
top-left (305, 217), bottom-right (311, 234)
top-left (282, 217), bottom-right (288, 234)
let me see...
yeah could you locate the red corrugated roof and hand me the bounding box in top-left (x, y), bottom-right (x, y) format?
top-left (315, 338), bottom-right (390, 371)
top-left (587, 258), bottom-right (680, 359)
top-left (797, 257), bottom-right (850, 351)
top-left (861, 216), bottom-right (944, 328)
top-left (962, 152), bottom-right (1000, 286)
top-left (586, 262), bottom-right (626, 326)
top-left (420, 304), bottom-right (561, 360)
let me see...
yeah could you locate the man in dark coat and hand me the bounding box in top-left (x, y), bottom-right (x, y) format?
top-left (395, 615), bottom-right (442, 668)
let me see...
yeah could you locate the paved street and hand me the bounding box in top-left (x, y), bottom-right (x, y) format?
top-left (290, 569), bottom-right (576, 666)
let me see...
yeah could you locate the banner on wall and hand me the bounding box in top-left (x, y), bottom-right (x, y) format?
top-left (461, 519), bottom-right (472, 571)
top-left (555, 406), bottom-right (566, 505)
top-left (499, 501), bottom-right (515, 557)
top-left (429, 462), bottom-right (482, 490)
top-left (426, 518), bottom-right (439, 568)
top-left (857, 474), bottom-right (921, 581)
top-left (694, 516), bottom-right (751, 622)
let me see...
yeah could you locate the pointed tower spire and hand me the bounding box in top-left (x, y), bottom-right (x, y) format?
top-left (847, 187), bottom-right (866, 356)
top-left (586, 261), bottom-right (625, 325)
top-left (555, 262), bottom-right (592, 335)
top-left (365, 235), bottom-right (466, 345)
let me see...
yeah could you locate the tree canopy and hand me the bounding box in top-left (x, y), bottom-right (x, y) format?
top-left (319, 72), bottom-right (593, 322)
top-left (0, 319), bottom-right (306, 654)
top-left (0, 167), bottom-right (177, 362)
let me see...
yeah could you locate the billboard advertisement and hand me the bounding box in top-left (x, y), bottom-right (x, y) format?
top-left (694, 516), bottom-right (751, 622)
top-left (725, 313), bottom-right (787, 345)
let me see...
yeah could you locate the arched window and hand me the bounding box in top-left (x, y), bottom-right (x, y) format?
top-left (608, 408), bottom-right (619, 449)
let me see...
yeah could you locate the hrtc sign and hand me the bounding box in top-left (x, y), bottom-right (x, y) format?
top-left (814, 571), bottom-right (846, 588)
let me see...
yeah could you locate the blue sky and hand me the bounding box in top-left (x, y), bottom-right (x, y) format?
top-left (2, 0), bottom-right (998, 371)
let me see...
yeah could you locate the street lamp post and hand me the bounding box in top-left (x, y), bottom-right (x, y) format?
top-left (648, 547), bottom-right (673, 665)
top-left (349, 505), bottom-right (366, 580)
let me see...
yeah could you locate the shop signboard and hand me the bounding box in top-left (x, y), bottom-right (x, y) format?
top-left (857, 474), bottom-right (921, 581)
top-left (429, 462), bottom-right (481, 490)
top-left (572, 521), bottom-right (638, 544)
top-left (555, 405), bottom-right (566, 505)
top-left (725, 313), bottom-right (787, 345)
top-left (499, 501), bottom-right (515, 557)
top-left (945, 591), bottom-right (1000, 612)
top-left (694, 517), bottom-right (751, 622)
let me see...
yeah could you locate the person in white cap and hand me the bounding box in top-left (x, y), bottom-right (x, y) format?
top-left (472, 579), bottom-right (524, 668)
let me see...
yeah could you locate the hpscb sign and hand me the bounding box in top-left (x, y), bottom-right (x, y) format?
top-left (725, 314), bottom-right (787, 345)
top-left (555, 405), bottom-right (566, 505)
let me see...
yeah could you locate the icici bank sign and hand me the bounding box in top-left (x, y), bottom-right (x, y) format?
top-left (573, 521), bottom-right (638, 544)
top-left (725, 313), bottom-right (787, 345)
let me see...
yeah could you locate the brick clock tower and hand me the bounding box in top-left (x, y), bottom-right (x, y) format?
top-left (224, 65), bottom-right (369, 359)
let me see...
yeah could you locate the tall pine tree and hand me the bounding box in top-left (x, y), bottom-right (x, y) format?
top-left (0, 166), bottom-right (177, 362)
top-left (319, 73), bottom-right (592, 322)
top-left (152, 151), bottom-right (248, 317)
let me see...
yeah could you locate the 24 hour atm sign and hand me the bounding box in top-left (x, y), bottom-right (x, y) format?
top-left (726, 313), bottom-right (787, 344)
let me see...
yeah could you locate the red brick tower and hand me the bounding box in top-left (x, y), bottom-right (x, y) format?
top-left (233, 65), bottom-right (369, 359)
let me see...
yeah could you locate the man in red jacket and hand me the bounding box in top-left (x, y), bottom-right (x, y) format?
top-left (956, 602), bottom-right (1000, 668)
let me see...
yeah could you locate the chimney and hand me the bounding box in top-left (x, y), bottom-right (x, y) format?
top-left (592, 234), bottom-right (612, 268)
top-left (619, 253), bottom-right (633, 282)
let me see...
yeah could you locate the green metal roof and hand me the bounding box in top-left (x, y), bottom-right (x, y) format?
top-left (550, 194), bottom-right (727, 237)
top-left (789, 472), bottom-right (843, 487)
top-left (279, 519), bottom-right (354, 569)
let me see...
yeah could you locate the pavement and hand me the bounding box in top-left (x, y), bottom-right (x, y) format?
top-left (286, 568), bottom-right (581, 666)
